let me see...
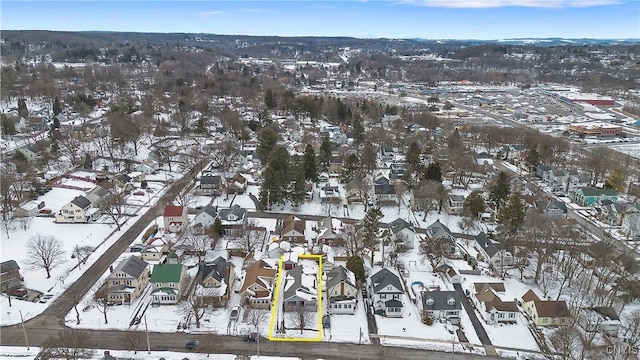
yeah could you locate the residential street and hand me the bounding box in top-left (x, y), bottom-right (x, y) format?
top-left (0, 326), bottom-right (500, 360)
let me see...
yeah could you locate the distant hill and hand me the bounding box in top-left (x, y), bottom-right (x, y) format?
top-left (412, 38), bottom-right (640, 46)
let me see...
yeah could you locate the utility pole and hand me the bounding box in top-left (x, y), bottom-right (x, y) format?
top-left (19, 310), bottom-right (29, 350)
top-left (257, 323), bottom-right (260, 358)
top-left (145, 315), bottom-right (151, 354)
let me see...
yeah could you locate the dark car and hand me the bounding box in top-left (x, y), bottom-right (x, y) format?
top-left (185, 340), bottom-right (199, 350)
top-left (244, 333), bottom-right (258, 342)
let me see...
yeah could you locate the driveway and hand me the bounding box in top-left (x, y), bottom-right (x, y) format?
top-left (453, 283), bottom-right (492, 346)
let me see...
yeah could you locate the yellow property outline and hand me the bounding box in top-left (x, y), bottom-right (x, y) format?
top-left (268, 253), bottom-right (323, 341)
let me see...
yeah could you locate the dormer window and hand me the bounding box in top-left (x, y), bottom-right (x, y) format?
top-left (228, 214), bottom-right (238, 221)
top-left (426, 298), bottom-right (434, 305)
top-left (447, 297), bottom-right (455, 306)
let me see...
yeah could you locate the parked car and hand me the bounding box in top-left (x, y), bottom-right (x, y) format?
top-left (185, 340), bottom-right (199, 350)
top-left (230, 306), bottom-right (240, 320)
top-left (11, 288), bottom-right (27, 297)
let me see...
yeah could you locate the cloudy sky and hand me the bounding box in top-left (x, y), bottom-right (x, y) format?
top-left (2, 0), bottom-right (639, 39)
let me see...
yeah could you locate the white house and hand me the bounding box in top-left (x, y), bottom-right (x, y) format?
top-left (192, 204), bottom-right (218, 234)
top-left (473, 283), bottom-right (518, 325)
top-left (55, 195), bottom-right (93, 223)
top-left (474, 232), bottom-right (513, 269)
top-left (388, 218), bottom-right (416, 250)
top-left (369, 268), bottom-right (404, 318)
top-left (580, 307), bottom-right (621, 337)
top-left (421, 290), bottom-right (462, 325)
top-left (622, 204), bottom-right (640, 240)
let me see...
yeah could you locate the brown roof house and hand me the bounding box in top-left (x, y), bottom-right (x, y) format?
top-left (240, 260), bottom-right (277, 309)
top-left (521, 289), bottom-right (571, 326)
top-left (163, 205), bottom-right (188, 233)
top-left (473, 283), bottom-right (518, 325)
top-left (281, 216), bottom-right (306, 244)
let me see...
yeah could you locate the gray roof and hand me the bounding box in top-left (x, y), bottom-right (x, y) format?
top-left (427, 219), bottom-right (455, 240)
top-left (474, 232), bottom-right (492, 249)
top-left (196, 204), bottom-right (217, 219)
top-left (199, 256), bottom-right (233, 284)
top-left (421, 291), bottom-right (462, 311)
top-left (389, 218), bottom-right (412, 235)
top-left (545, 199), bottom-right (568, 213)
top-left (0, 260), bottom-right (20, 274)
top-left (219, 204), bottom-right (247, 221)
top-left (200, 174), bottom-right (222, 185)
top-left (112, 256), bottom-right (148, 278)
top-left (71, 195), bottom-right (92, 209)
top-left (87, 185), bottom-right (111, 198)
top-left (385, 299), bottom-right (403, 308)
top-left (326, 265), bottom-right (355, 290)
top-left (283, 265), bottom-right (316, 301)
top-left (375, 184), bottom-right (396, 195)
top-left (370, 268), bottom-right (403, 294)
top-left (374, 176), bottom-right (391, 186)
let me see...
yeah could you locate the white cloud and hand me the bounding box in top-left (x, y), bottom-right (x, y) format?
top-left (196, 10), bottom-right (228, 18)
top-left (407, 0), bottom-right (624, 8)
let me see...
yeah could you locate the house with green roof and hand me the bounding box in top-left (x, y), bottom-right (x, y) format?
top-left (150, 263), bottom-right (186, 304)
top-left (572, 187), bottom-right (618, 207)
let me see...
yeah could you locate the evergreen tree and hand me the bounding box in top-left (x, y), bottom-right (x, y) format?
top-left (1, 114), bottom-right (17, 137)
top-left (256, 127), bottom-right (279, 163)
top-left (489, 171), bottom-right (511, 210)
top-left (447, 128), bottom-right (463, 149)
top-left (346, 256), bottom-right (365, 283)
top-left (340, 154), bottom-right (360, 184)
top-left (423, 162), bottom-right (443, 182)
top-left (264, 89), bottom-right (277, 109)
top-left (289, 156), bottom-right (306, 207)
top-left (406, 142), bottom-right (421, 169)
top-left (497, 192), bottom-right (526, 236)
top-left (318, 135), bottom-right (332, 172)
top-left (303, 144), bottom-right (317, 182)
top-left (362, 207), bottom-right (383, 267)
top-left (53, 96), bottom-right (62, 116)
top-left (259, 146), bottom-right (290, 208)
top-left (53, 116), bottom-right (60, 129)
top-left (17, 98), bottom-right (28, 118)
top-left (525, 145), bottom-right (540, 171)
top-left (195, 117), bottom-right (207, 135)
top-left (463, 191), bottom-right (485, 219)
top-left (352, 114), bottom-right (365, 144)
top-left (83, 154), bottom-right (92, 169)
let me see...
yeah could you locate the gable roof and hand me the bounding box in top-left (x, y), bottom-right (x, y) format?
top-left (200, 173), bottom-right (222, 185)
top-left (370, 268), bottom-right (403, 294)
top-left (0, 260), bottom-right (19, 274)
top-left (522, 289), bottom-right (541, 303)
top-left (421, 291), bottom-right (461, 311)
top-left (577, 187), bottom-right (617, 197)
top-left (195, 204), bottom-right (217, 219)
top-left (112, 256), bottom-right (148, 279)
top-left (474, 282), bottom-right (505, 293)
top-left (535, 300), bottom-right (571, 318)
top-left (374, 184), bottom-right (396, 195)
top-left (240, 260), bottom-right (276, 294)
top-left (219, 204), bottom-right (247, 221)
top-left (474, 232), bottom-right (492, 249)
top-left (282, 215), bottom-right (306, 235)
top-left (71, 195), bottom-right (92, 209)
top-left (486, 298), bottom-right (518, 313)
top-left (283, 265), bottom-right (317, 301)
top-left (151, 263), bottom-right (183, 283)
top-left (389, 218), bottom-right (412, 235)
top-left (428, 219), bottom-right (455, 240)
top-left (326, 265), bottom-right (356, 290)
top-left (199, 256), bottom-right (234, 284)
top-left (163, 205), bottom-right (185, 217)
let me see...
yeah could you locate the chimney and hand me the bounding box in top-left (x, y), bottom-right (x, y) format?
top-left (109, 265), bottom-right (113, 273)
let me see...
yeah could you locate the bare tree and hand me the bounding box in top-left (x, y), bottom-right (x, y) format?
top-left (548, 326), bottom-right (584, 360)
top-left (181, 227), bottom-right (211, 263)
top-left (92, 282), bottom-right (111, 325)
top-left (228, 221), bottom-right (265, 255)
top-left (246, 308), bottom-right (269, 331)
top-left (287, 305), bottom-right (315, 334)
top-left (178, 285), bottom-right (207, 328)
top-left (174, 190), bottom-right (194, 208)
top-left (39, 329), bottom-right (95, 360)
top-left (620, 310), bottom-right (640, 360)
top-left (25, 234), bottom-right (65, 278)
top-left (119, 330), bottom-right (142, 354)
top-left (16, 215), bottom-right (33, 231)
top-left (99, 189), bottom-right (130, 231)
